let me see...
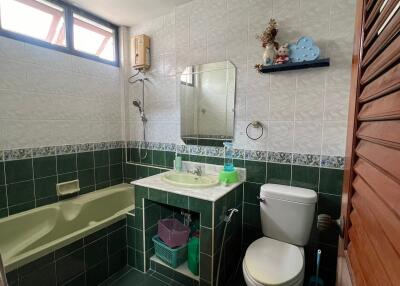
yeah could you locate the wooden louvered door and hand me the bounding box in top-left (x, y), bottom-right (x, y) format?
top-left (336, 0), bottom-right (400, 285)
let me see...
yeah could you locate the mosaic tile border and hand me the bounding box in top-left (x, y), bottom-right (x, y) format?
top-left (1, 141), bottom-right (125, 161)
top-left (292, 153), bottom-right (321, 167)
top-left (321, 155), bottom-right (346, 169)
top-left (128, 141), bottom-right (345, 169)
top-left (0, 140), bottom-right (345, 169)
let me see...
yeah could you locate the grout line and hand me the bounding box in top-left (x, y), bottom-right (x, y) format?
top-left (2, 159), bottom-right (9, 216)
top-left (30, 158), bottom-right (37, 208)
top-left (142, 201), bottom-right (146, 271)
top-left (108, 149), bottom-right (112, 187)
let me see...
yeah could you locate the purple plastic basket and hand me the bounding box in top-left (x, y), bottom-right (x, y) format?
top-left (158, 218), bottom-right (190, 248)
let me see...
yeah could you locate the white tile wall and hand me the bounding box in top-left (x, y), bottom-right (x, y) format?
top-left (0, 36), bottom-right (122, 150)
top-left (128, 0), bottom-right (355, 157)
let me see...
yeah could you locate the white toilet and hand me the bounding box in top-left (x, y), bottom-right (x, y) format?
top-left (242, 184), bottom-right (317, 286)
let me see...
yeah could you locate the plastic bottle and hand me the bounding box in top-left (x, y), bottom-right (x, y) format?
top-left (223, 142), bottom-right (234, 172)
top-left (174, 152), bottom-right (182, 172)
top-left (187, 237), bottom-right (199, 276)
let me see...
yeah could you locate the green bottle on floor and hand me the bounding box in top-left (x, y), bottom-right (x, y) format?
top-left (187, 237), bottom-right (199, 276)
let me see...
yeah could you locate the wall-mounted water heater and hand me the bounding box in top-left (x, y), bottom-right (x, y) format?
top-left (131, 34), bottom-right (150, 71)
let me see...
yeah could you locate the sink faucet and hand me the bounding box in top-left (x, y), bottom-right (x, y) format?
top-left (188, 166), bottom-right (202, 176)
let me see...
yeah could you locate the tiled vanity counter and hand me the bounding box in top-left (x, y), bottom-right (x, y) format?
top-left (130, 162), bottom-right (245, 286)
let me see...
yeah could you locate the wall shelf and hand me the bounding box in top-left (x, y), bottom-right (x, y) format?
top-left (150, 255), bottom-right (200, 281)
top-left (259, 58), bottom-right (330, 73)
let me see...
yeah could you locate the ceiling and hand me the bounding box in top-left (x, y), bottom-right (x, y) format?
top-left (66, 0), bottom-right (192, 26)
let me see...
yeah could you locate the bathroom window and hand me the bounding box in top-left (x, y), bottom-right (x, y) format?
top-left (72, 13), bottom-right (115, 61)
top-left (0, 0), bottom-right (66, 46)
top-left (0, 0), bottom-right (119, 66)
top-left (180, 66), bottom-right (195, 86)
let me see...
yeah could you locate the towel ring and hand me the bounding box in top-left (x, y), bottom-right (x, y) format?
top-left (246, 121), bottom-right (264, 141)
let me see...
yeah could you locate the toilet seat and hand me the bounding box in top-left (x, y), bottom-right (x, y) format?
top-left (243, 261), bottom-right (303, 286)
top-left (243, 237), bottom-right (304, 286)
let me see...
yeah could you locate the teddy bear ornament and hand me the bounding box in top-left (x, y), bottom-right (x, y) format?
top-left (256, 19), bottom-right (279, 66)
top-left (275, 44), bottom-right (289, 64)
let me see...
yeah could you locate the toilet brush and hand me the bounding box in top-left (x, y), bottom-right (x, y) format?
top-left (308, 249), bottom-right (324, 286)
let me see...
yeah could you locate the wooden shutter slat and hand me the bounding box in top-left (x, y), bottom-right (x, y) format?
top-left (357, 121), bottom-right (400, 148)
top-left (365, 0), bottom-right (385, 30)
top-left (364, 0), bottom-right (399, 48)
top-left (361, 35), bottom-right (400, 85)
top-left (348, 244), bottom-right (367, 285)
top-left (350, 207), bottom-right (400, 285)
top-left (342, 0), bottom-right (400, 284)
top-left (354, 158), bottom-right (400, 216)
top-left (359, 63), bottom-right (400, 102)
top-left (363, 10), bottom-right (400, 67)
top-left (366, 0), bottom-right (375, 12)
top-left (358, 90), bottom-right (400, 121)
top-left (356, 140), bottom-right (400, 179)
top-left (352, 176), bottom-right (400, 254)
top-left (348, 226), bottom-right (390, 285)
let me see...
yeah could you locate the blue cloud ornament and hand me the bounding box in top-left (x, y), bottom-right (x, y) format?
top-left (288, 36), bottom-right (320, 62)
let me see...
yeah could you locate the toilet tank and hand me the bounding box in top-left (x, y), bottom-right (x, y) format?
top-left (260, 184), bottom-right (317, 246)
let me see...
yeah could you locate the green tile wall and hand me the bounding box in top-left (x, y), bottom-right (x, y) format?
top-left (0, 148), bottom-right (124, 218)
top-left (125, 146), bottom-right (343, 285)
top-left (130, 185), bottom-right (242, 286)
top-left (212, 187), bottom-right (242, 286)
top-left (127, 208), bottom-right (144, 272)
top-left (6, 219), bottom-right (127, 286)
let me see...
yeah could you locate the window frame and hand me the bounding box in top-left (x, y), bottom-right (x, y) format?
top-left (0, 0), bottom-right (120, 66)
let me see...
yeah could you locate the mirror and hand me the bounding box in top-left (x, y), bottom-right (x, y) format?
top-left (180, 61), bottom-right (236, 147)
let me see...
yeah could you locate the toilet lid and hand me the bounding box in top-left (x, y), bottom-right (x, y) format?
top-left (244, 237), bottom-right (303, 285)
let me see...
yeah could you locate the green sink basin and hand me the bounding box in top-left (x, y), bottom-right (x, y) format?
top-left (162, 172), bottom-right (219, 188)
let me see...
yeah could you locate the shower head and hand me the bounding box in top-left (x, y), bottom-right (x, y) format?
top-left (132, 100), bottom-right (147, 122)
top-left (224, 208), bottom-right (239, 223)
top-left (132, 100), bottom-right (143, 114)
top-left (132, 100), bottom-right (141, 109)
